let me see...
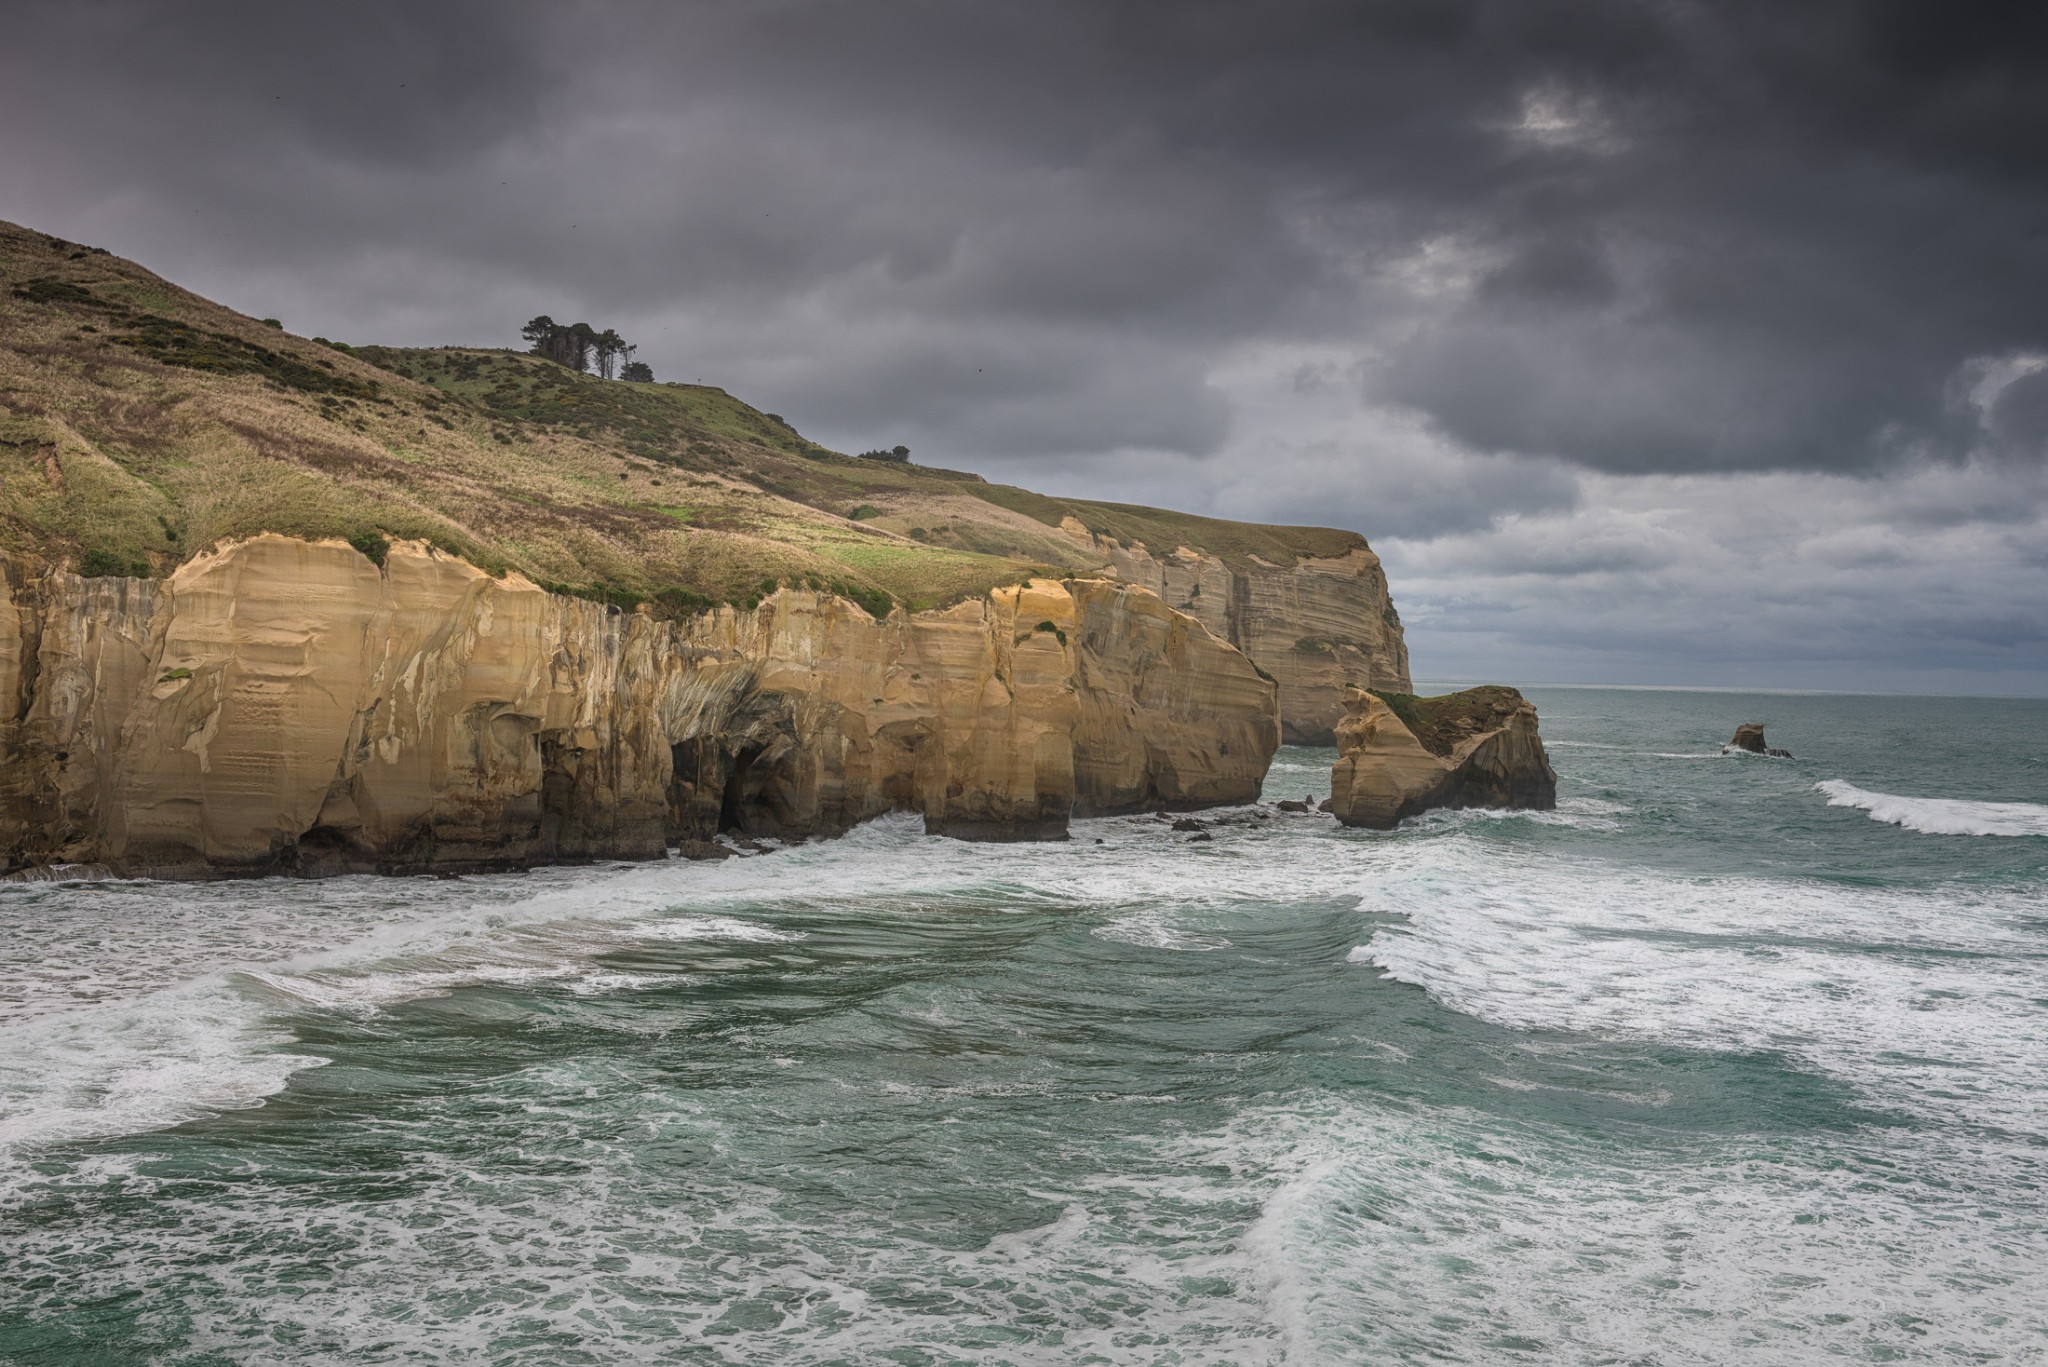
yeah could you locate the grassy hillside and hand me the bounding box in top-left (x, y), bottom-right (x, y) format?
top-left (0, 219), bottom-right (1369, 613)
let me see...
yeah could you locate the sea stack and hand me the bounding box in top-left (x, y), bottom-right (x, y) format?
top-left (1727, 723), bottom-right (1792, 758)
top-left (1327, 686), bottom-right (1557, 829)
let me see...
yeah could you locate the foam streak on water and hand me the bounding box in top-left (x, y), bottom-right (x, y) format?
top-left (1, 689), bottom-right (2045, 1364)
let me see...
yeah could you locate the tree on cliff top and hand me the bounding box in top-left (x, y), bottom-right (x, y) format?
top-left (521, 316), bottom-right (646, 380)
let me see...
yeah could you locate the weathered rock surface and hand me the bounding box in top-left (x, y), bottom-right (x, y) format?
top-left (0, 535), bottom-right (1279, 877)
top-left (1059, 519), bottom-right (1410, 744)
top-left (1727, 722), bottom-right (1792, 758)
top-left (1327, 686), bottom-right (1557, 829)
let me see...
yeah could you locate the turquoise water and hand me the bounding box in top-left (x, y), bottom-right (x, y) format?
top-left (2, 688), bottom-right (2044, 1364)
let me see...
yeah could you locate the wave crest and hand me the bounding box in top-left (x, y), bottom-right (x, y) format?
top-left (1817, 780), bottom-right (2048, 837)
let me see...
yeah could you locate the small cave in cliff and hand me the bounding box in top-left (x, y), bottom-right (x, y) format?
top-left (719, 745), bottom-right (765, 833)
top-left (667, 736), bottom-right (807, 843)
top-left (718, 742), bottom-right (806, 837)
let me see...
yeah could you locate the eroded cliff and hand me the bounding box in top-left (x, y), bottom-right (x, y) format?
top-left (0, 536), bottom-right (1277, 877)
top-left (1059, 518), bottom-right (1410, 744)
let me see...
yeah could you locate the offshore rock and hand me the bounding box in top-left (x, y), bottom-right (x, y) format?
top-left (1059, 519), bottom-right (1410, 744)
top-left (1327, 686), bottom-right (1557, 830)
top-left (1727, 722), bottom-right (1792, 758)
top-left (0, 536), bottom-right (1278, 877)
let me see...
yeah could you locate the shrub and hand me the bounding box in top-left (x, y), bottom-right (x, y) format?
top-left (651, 586), bottom-right (717, 619)
top-left (79, 549), bottom-right (147, 578)
top-left (823, 577), bottom-right (893, 620)
top-left (348, 531), bottom-right (390, 566)
top-left (1034, 619), bottom-right (1068, 646)
top-left (848, 505), bottom-right (881, 520)
top-left (110, 315), bottom-right (377, 397)
top-left (1366, 688), bottom-right (1422, 737)
top-left (13, 278), bottom-right (98, 306)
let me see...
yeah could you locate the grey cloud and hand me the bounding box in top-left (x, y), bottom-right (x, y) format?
top-left (1987, 368), bottom-right (2048, 457)
top-left (4, 0), bottom-right (2047, 689)
top-left (8, 0), bottom-right (2045, 481)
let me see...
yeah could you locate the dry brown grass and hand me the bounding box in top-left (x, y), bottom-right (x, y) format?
top-left (1, 218), bottom-right (1375, 610)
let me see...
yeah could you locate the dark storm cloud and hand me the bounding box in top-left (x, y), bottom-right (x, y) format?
top-left (7, 0), bottom-right (2046, 478)
top-left (5, 0), bottom-right (2048, 686)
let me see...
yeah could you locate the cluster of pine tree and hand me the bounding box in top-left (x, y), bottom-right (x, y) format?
top-left (519, 317), bottom-right (654, 382)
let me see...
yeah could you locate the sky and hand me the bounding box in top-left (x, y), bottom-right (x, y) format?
top-left (3, 0), bottom-right (2045, 693)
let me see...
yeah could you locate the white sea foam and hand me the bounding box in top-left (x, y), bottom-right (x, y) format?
top-left (1094, 911), bottom-right (1234, 952)
top-left (1817, 778), bottom-right (2048, 837)
top-left (1403, 795), bottom-right (1629, 832)
top-left (5, 725), bottom-right (2047, 1362)
top-left (0, 980), bottom-right (325, 1162)
top-left (1352, 846), bottom-right (2048, 1134)
top-left (0, 803), bottom-right (1362, 1169)
top-left (0, 865), bottom-right (810, 1166)
top-left (1207, 1098), bottom-right (2048, 1364)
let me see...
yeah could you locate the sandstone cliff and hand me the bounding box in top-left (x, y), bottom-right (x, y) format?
top-left (0, 221), bottom-right (1412, 756)
top-left (1059, 518), bottom-right (1411, 744)
top-left (0, 536), bottom-right (1277, 877)
top-left (1327, 686), bottom-right (1556, 829)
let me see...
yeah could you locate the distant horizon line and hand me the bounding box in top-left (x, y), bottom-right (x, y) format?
top-left (1409, 679), bottom-right (2048, 702)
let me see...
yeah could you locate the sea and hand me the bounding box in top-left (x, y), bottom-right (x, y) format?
top-left (2, 687), bottom-right (2044, 1365)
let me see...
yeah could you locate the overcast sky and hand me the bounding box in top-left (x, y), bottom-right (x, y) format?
top-left (5, 0), bottom-right (2045, 693)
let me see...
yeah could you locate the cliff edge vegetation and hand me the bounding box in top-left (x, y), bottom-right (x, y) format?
top-left (6, 230), bottom-right (1377, 583)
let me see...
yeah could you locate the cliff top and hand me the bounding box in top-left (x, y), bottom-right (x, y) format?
top-left (0, 219), bottom-right (1369, 611)
top-left (1368, 686), bottom-right (1532, 759)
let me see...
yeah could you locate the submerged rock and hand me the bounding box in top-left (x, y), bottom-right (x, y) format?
top-left (1327, 686), bottom-right (1557, 830)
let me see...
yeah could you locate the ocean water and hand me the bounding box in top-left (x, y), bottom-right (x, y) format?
top-left (2, 687), bottom-right (2045, 1365)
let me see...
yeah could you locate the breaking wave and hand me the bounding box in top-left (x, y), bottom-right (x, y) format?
top-left (1817, 779), bottom-right (2048, 837)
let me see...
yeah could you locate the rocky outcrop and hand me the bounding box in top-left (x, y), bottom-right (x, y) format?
top-left (1060, 519), bottom-right (1410, 744)
top-left (1326, 686), bottom-right (1556, 829)
top-left (1726, 723), bottom-right (1792, 758)
top-left (0, 536), bottom-right (1278, 877)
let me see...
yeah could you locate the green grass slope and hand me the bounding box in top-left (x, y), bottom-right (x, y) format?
top-left (0, 219), bottom-right (1370, 614)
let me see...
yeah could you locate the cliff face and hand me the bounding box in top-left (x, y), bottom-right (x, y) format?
top-left (1059, 519), bottom-right (1411, 745)
top-left (1327, 686), bottom-right (1556, 829)
top-left (0, 536), bottom-right (1278, 877)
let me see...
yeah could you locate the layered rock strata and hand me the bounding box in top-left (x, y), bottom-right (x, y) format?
top-left (0, 536), bottom-right (1278, 877)
top-left (1327, 686), bottom-right (1556, 829)
top-left (1060, 519), bottom-right (1410, 745)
